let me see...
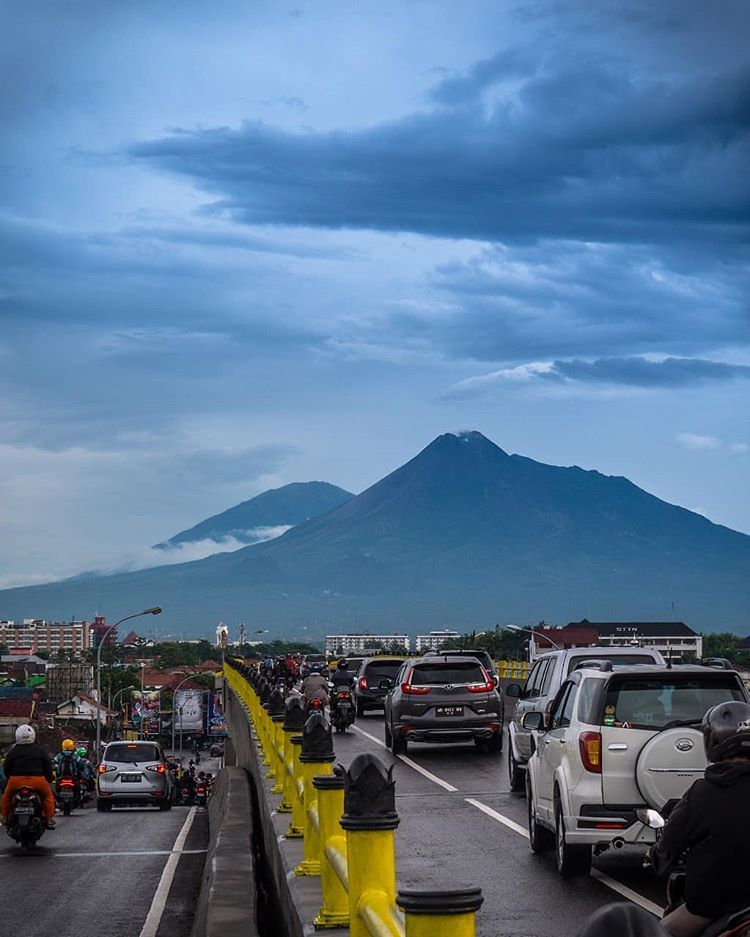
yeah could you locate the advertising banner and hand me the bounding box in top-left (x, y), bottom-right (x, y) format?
top-left (175, 688), bottom-right (203, 733)
top-left (132, 690), bottom-right (161, 736)
top-left (207, 691), bottom-right (227, 737)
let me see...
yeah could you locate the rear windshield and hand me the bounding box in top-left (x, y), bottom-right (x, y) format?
top-left (443, 651), bottom-right (493, 670)
top-left (306, 655), bottom-right (326, 663)
top-left (364, 660), bottom-right (403, 680)
top-left (602, 676), bottom-right (746, 730)
top-left (105, 743), bottom-right (160, 763)
top-left (566, 653), bottom-right (659, 675)
top-left (411, 663), bottom-right (485, 686)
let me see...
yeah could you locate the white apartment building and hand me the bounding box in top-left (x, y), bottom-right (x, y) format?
top-left (0, 618), bottom-right (91, 655)
top-left (415, 629), bottom-right (462, 652)
top-left (325, 633), bottom-right (411, 656)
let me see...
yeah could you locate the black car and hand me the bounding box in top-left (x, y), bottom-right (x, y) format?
top-left (354, 657), bottom-right (406, 716)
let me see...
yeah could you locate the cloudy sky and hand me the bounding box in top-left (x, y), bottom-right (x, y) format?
top-left (1, 0), bottom-right (748, 588)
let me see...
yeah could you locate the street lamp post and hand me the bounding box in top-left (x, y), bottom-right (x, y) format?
top-left (505, 624), bottom-right (561, 662)
top-left (95, 606), bottom-right (161, 763)
top-left (171, 672), bottom-right (202, 759)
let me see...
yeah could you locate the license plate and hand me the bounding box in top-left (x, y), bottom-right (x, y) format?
top-left (121, 774), bottom-right (142, 783)
top-left (435, 705), bottom-right (463, 717)
top-left (13, 806), bottom-right (33, 815)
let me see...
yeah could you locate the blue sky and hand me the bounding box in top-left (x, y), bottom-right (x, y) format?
top-left (1, 0), bottom-right (748, 587)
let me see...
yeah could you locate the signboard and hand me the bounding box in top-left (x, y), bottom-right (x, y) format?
top-left (131, 690), bottom-right (161, 736)
top-left (207, 691), bottom-right (227, 737)
top-left (174, 689), bottom-right (203, 733)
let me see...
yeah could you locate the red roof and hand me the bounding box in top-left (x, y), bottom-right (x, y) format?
top-left (534, 627), bottom-right (600, 648)
top-left (0, 700), bottom-right (34, 717)
top-left (141, 669), bottom-right (200, 690)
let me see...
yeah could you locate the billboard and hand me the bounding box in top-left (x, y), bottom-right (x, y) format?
top-left (175, 689), bottom-right (203, 733)
top-left (207, 691), bottom-right (227, 736)
top-left (132, 690), bottom-right (161, 736)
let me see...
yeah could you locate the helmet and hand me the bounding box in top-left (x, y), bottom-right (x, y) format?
top-left (62, 738), bottom-right (76, 752)
top-left (15, 724), bottom-right (36, 745)
top-left (702, 701), bottom-right (750, 762)
top-left (77, 747), bottom-right (88, 758)
top-left (338, 659), bottom-right (348, 670)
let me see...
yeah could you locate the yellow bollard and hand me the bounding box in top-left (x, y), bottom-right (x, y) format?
top-left (270, 715), bottom-right (285, 793)
top-left (294, 758), bottom-right (333, 876)
top-left (313, 774), bottom-right (349, 929)
top-left (279, 696), bottom-right (306, 814)
top-left (286, 734), bottom-right (304, 838)
top-left (397, 888), bottom-right (483, 937)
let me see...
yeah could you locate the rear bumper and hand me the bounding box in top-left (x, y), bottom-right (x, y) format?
top-left (566, 804), bottom-right (658, 846)
top-left (96, 790), bottom-right (168, 805)
top-left (399, 721), bottom-right (502, 744)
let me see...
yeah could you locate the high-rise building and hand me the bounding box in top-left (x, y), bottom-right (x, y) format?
top-left (0, 618), bottom-right (91, 655)
top-left (325, 633), bottom-right (411, 656)
top-left (414, 629), bottom-right (462, 652)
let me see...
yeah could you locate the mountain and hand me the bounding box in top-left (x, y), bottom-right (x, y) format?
top-left (1, 432), bottom-right (748, 635)
top-left (155, 481), bottom-right (354, 548)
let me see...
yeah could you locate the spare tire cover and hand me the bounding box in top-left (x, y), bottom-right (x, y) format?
top-left (635, 727), bottom-right (706, 809)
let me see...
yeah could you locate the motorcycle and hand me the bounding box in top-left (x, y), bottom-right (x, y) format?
top-left (79, 777), bottom-right (91, 807)
top-left (6, 787), bottom-right (46, 850)
top-left (180, 784), bottom-right (195, 806)
top-left (640, 809), bottom-right (750, 937)
top-left (55, 776), bottom-right (79, 816)
top-left (304, 696), bottom-right (326, 718)
top-left (195, 783), bottom-right (207, 807)
top-left (331, 688), bottom-right (356, 734)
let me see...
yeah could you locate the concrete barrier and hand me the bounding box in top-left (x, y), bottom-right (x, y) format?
top-left (191, 766), bottom-right (259, 937)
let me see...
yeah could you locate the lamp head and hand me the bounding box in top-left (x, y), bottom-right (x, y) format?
top-left (144, 606), bottom-right (162, 615)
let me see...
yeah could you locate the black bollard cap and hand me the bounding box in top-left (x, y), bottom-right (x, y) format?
top-left (259, 680), bottom-right (272, 704)
top-left (269, 688), bottom-right (286, 717)
top-left (312, 773), bottom-right (345, 791)
top-left (397, 889), bottom-right (483, 916)
top-left (300, 711), bottom-right (335, 763)
top-left (340, 753), bottom-right (399, 831)
top-left (283, 696), bottom-right (306, 732)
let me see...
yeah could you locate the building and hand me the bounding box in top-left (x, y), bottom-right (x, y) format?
top-left (528, 626), bottom-right (600, 660)
top-left (565, 620), bottom-right (703, 660)
top-left (0, 699), bottom-right (35, 745)
top-left (415, 630), bottom-right (462, 652)
top-left (45, 662), bottom-right (95, 702)
top-left (325, 633), bottom-right (411, 656)
top-left (55, 693), bottom-right (116, 727)
top-left (90, 615), bottom-right (117, 647)
top-left (0, 618), bottom-right (91, 655)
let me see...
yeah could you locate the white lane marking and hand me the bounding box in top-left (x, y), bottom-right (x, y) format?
top-left (590, 869), bottom-right (664, 917)
top-left (351, 725), bottom-right (459, 792)
top-left (464, 798), bottom-right (529, 838)
top-left (138, 807), bottom-right (197, 937)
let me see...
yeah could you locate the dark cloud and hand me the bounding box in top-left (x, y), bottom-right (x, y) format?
top-left (131, 62), bottom-right (750, 247)
top-left (428, 48), bottom-right (538, 105)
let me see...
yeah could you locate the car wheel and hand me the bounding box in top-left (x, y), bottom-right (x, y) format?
top-left (509, 748), bottom-right (525, 792)
top-left (554, 799), bottom-right (591, 878)
top-left (391, 729), bottom-right (407, 755)
top-left (356, 701), bottom-right (365, 718)
top-left (527, 778), bottom-right (553, 853)
top-left (96, 801), bottom-right (110, 812)
top-left (159, 801), bottom-right (172, 811)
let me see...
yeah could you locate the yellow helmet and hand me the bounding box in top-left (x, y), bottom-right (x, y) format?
top-left (62, 738), bottom-right (76, 751)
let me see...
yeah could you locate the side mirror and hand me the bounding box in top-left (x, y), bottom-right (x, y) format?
top-left (522, 711), bottom-right (545, 731)
top-left (378, 679), bottom-right (393, 690)
top-left (505, 683), bottom-right (522, 698)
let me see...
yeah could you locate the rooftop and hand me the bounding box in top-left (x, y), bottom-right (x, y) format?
top-left (567, 619), bottom-right (698, 638)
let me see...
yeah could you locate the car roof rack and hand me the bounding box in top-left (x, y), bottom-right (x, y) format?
top-left (571, 658), bottom-right (614, 672)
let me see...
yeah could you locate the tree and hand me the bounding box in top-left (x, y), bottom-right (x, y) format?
top-left (702, 632), bottom-right (750, 667)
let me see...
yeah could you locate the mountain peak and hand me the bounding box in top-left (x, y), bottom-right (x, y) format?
top-left (424, 430), bottom-right (508, 457)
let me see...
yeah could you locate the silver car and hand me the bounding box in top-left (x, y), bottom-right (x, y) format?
top-left (384, 655), bottom-right (503, 755)
top-left (96, 741), bottom-right (172, 811)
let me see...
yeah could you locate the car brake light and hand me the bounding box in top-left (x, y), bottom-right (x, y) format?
top-left (467, 680), bottom-right (495, 693)
top-left (579, 732), bottom-right (602, 773)
top-left (595, 822), bottom-right (625, 829)
top-left (358, 677), bottom-right (368, 690)
top-left (401, 682), bottom-right (431, 695)
top-left (146, 764), bottom-right (166, 773)
top-left (98, 764), bottom-right (116, 774)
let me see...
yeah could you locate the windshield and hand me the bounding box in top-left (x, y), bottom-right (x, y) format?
top-left (411, 663), bottom-right (485, 686)
top-left (566, 653), bottom-right (659, 675)
top-left (105, 743), bottom-right (160, 763)
top-left (364, 660), bottom-right (403, 680)
top-left (602, 676), bottom-right (746, 730)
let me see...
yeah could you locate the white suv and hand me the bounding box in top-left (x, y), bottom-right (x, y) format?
top-left (524, 663), bottom-right (750, 878)
top-left (506, 646), bottom-right (665, 791)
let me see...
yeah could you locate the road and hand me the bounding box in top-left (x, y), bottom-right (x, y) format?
top-left (1, 753), bottom-right (218, 937)
top-left (328, 713), bottom-right (665, 937)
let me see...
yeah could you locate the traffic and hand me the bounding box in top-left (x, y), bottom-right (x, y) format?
top-left (240, 648), bottom-right (750, 937)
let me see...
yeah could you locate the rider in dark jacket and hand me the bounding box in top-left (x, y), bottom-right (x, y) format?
top-left (651, 701), bottom-right (750, 936)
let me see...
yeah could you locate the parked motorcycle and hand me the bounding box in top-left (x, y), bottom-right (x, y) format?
top-left (331, 688), bottom-right (356, 734)
top-left (6, 787), bottom-right (46, 850)
top-left (55, 776), bottom-right (79, 816)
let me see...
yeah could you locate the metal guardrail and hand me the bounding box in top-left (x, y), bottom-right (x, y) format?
top-left (224, 658), bottom-right (484, 936)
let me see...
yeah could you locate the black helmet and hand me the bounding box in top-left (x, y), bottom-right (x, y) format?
top-left (701, 700), bottom-right (750, 762)
top-left (337, 659), bottom-right (348, 670)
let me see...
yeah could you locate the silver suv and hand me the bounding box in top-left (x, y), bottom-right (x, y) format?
top-left (506, 646), bottom-right (665, 791)
top-left (384, 655), bottom-right (503, 755)
top-left (96, 741), bottom-right (172, 811)
top-left (524, 664), bottom-right (750, 877)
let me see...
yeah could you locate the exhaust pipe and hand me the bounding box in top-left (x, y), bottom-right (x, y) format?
top-left (612, 838), bottom-right (626, 849)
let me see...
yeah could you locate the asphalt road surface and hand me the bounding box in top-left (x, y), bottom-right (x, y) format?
top-left (330, 713), bottom-right (666, 937)
top-left (1, 753), bottom-right (218, 937)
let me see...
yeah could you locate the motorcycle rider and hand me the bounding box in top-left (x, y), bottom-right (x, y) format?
top-left (54, 739), bottom-right (82, 783)
top-left (330, 659), bottom-right (354, 713)
top-left (301, 668), bottom-right (329, 708)
top-left (0, 725), bottom-right (56, 829)
top-left (77, 747), bottom-right (94, 793)
top-left (650, 700), bottom-right (750, 937)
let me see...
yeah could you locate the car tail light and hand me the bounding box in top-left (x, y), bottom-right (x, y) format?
top-left (467, 666), bottom-right (496, 693)
top-left (309, 699), bottom-right (323, 709)
top-left (358, 677), bottom-right (368, 690)
top-left (338, 692), bottom-right (351, 699)
top-left (146, 763), bottom-right (166, 773)
top-left (401, 682), bottom-right (431, 695)
top-left (98, 763), bottom-right (116, 774)
top-left (59, 778), bottom-right (76, 787)
top-left (579, 732), bottom-right (602, 773)
top-left (595, 822), bottom-right (626, 829)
